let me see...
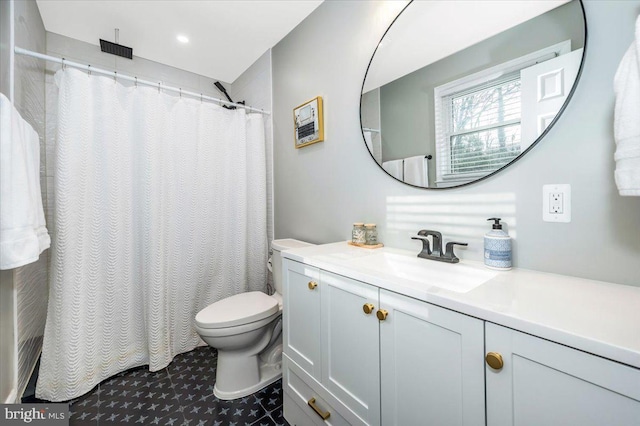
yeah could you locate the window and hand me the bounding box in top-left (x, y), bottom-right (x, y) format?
top-left (433, 41), bottom-right (570, 186)
top-left (445, 75), bottom-right (522, 179)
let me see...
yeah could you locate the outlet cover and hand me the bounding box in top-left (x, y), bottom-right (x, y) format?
top-left (543, 184), bottom-right (571, 222)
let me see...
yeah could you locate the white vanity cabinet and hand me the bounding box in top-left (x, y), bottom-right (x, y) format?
top-left (282, 243), bottom-right (640, 426)
top-left (485, 323), bottom-right (640, 426)
top-left (321, 271), bottom-right (381, 426)
top-left (379, 289), bottom-right (485, 426)
top-left (283, 259), bottom-right (485, 426)
top-left (283, 259), bottom-right (322, 381)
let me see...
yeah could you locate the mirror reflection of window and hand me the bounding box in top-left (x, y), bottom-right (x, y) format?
top-left (444, 75), bottom-right (522, 183)
top-left (433, 41), bottom-right (582, 186)
top-left (360, 0), bottom-right (585, 189)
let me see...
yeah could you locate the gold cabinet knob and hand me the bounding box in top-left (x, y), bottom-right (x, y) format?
top-left (363, 303), bottom-right (375, 314)
top-left (486, 352), bottom-right (504, 370)
top-left (308, 281), bottom-right (318, 290)
top-left (376, 309), bottom-right (388, 321)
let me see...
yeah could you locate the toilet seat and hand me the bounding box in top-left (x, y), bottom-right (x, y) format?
top-left (196, 291), bottom-right (279, 329)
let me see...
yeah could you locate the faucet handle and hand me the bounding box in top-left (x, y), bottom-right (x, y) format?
top-left (411, 236), bottom-right (431, 255)
top-left (443, 241), bottom-right (468, 263)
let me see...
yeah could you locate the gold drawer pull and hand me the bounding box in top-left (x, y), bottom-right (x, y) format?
top-left (308, 397), bottom-right (330, 420)
top-left (308, 281), bottom-right (318, 290)
top-left (363, 303), bottom-right (375, 314)
top-left (376, 309), bottom-right (388, 321)
top-left (486, 352), bottom-right (504, 370)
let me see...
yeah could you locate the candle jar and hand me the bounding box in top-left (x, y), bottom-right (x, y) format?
top-left (364, 224), bottom-right (378, 245)
top-left (352, 223), bottom-right (366, 244)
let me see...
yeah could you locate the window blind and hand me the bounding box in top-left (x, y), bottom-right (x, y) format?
top-left (439, 76), bottom-right (522, 180)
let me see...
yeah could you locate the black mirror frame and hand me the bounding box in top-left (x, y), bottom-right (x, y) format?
top-left (359, 0), bottom-right (588, 190)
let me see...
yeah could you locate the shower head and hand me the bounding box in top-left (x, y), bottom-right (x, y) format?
top-left (100, 40), bottom-right (132, 59)
top-left (214, 81), bottom-right (228, 95)
top-left (214, 81), bottom-right (245, 110)
top-left (100, 28), bottom-right (132, 59)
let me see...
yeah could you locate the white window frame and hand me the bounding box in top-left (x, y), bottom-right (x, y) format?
top-left (433, 40), bottom-right (571, 187)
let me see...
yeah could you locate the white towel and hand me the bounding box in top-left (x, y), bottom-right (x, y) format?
top-left (363, 131), bottom-right (382, 164)
top-left (0, 93), bottom-right (50, 269)
top-left (364, 131), bottom-right (373, 155)
top-left (403, 155), bottom-right (429, 187)
top-left (613, 16), bottom-right (640, 196)
top-left (382, 159), bottom-right (404, 180)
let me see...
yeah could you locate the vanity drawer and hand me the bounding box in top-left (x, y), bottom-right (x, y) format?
top-left (283, 354), bottom-right (363, 426)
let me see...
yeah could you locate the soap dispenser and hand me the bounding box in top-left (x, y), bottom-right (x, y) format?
top-left (484, 218), bottom-right (512, 270)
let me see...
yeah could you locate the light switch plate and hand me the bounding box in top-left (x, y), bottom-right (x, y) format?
top-left (543, 184), bottom-right (571, 222)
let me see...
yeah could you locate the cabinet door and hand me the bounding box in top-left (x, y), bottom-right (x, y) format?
top-left (379, 289), bottom-right (485, 426)
top-left (486, 322), bottom-right (640, 426)
top-left (283, 259), bottom-right (322, 381)
top-left (321, 271), bottom-right (380, 426)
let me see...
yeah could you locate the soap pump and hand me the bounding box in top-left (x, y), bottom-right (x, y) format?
top-left (484, 218), bottom-right (512, 270)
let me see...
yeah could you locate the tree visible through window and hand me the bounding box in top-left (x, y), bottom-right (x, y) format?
top-left (443, 76), bottom-right (522, 179)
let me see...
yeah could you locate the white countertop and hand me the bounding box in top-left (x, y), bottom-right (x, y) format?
top-left (282, 242), bottom-right (640, 368)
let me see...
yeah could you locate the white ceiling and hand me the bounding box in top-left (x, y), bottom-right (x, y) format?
top-left (364, 0), bottom-right (570, 92)
top-left (36, 0), bottom-right (323, 83)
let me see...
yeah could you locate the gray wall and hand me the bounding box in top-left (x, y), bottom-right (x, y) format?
top-left (378, 0), bottom-right (585, 188)
top-left (272, 0), bottom-right (640, 287)
top-left (0, 0), bottom-right (48, 403)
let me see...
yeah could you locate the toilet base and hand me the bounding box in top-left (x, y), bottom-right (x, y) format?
top-left (213, 361), bottom-right (282, 400)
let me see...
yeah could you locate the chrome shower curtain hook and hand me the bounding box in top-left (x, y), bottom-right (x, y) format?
top-left (158, 82), bottom-right (161, 93)
top-left (113, 71), bottom-right (117, 83)
top-left (134, 77), bottom-right (138, 88)
top-left (179, 88), bottom-right (182, 98)
top-left (200, 93), bottom-right (203, 103)
top-left (87, 65), bottom-right (91, 76)
top-left (61, 58), bottom-right (66, 71)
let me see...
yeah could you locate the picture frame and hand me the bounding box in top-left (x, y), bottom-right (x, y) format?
top-left (293, 96), bottom-right (324, 148)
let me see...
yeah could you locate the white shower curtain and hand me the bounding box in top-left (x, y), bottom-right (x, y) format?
top-left (36, 68), bottom-right (267, 401)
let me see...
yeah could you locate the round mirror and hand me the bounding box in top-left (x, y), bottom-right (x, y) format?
top-left (361, 0), bottom-right (586, 189)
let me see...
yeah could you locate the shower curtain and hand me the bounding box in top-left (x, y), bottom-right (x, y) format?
top-left (36, 68), bottom-right (267, 401)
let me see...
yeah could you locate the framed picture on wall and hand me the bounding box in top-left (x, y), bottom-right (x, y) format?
top-left (293, 96), bottom-right (324, 148)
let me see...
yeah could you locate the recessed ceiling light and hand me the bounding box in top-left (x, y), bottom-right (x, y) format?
top-left (176, 34), bottom-right (189, 44)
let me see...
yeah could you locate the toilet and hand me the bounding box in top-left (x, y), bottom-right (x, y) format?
top-left (194, 238), bottom-right (313, 400)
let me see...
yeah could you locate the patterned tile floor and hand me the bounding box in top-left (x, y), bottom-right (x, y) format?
top-left (64, 347), bottom-right (287, 426)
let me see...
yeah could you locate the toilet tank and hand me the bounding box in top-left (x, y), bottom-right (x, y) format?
top-left (271, 239), bottom-right (314, 295)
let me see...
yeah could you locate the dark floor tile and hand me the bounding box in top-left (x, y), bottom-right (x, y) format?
top-left (251, 415), bottom-right (278, 426)
top-left (69, 416), bottom-right (98, 426)
top-left (188, 395), bottom-right (269, 426)
top-left (101, 370), bottom-right (172, 402)
top-left (69, 409), bottom-right (99, 426)
top-left (168, 347), bottom-right (218, 403)
top-left (68, 385), bottom-right (101, 424)
top-left (168, 347), bottom-right (217, 375)
top-left (100, 379), bottom-right (175, 421)
top-left (268, 406), bottom-right (285, 426)
top-left (61, 347), bottom-right (283, 426)
top-left (256, 380), bottom-right (283, 412)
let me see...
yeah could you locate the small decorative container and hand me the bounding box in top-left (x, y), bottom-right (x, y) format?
top-left (352, 223), bottom-right (366, 244)
top-left (364, 224), bottom-right (378, 245)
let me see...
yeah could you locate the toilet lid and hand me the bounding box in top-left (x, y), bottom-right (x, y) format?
top-left (195, 291), bottom-right (279, 329)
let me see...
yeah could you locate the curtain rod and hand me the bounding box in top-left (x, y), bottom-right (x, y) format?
top-left (14, 46), bottom-right (270, 115)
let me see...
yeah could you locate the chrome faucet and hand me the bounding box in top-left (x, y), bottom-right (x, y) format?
top-left (411, 230), bottom-right (468, 263)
